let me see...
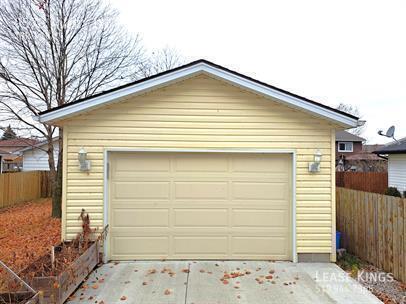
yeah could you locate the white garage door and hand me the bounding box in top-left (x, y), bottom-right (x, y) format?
top-left (108, 152), bottom-right (292, 260)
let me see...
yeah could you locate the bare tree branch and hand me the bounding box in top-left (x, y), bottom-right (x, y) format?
top-left (0, 0), bottom-right (182, 217)
top-left (336, 103), bottom-right (366, 136)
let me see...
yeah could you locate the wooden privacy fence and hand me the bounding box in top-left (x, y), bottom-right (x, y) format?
top-left (336, 187), bottom-right (405, 282)
top-left (336, 172), bottom-right (388, 194)
top-left (0, 171), bottom-right (51, 209)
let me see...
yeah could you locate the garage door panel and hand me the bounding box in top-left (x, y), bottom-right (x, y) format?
top-left (232, 182), bottom-right (289, 200)
top-left (232, 209), bottom-right (289, 227)
top-left (112, 208), bottom-right (169, 227)
top-left (112, 236), bottom-right (169, 255)
top-left (232, 154), bottom-right (290, 172)
top-left (173, 209), bottom-right (228, 227)
top-left (232, 237), bottom-right (289, 255)
top-left (113, 181), bottom-right (170, 199)
top-left (113, 155), bottom-right (170, 175)
top-left (173, 237), bottom-right (228, 255)
top-left (109, 152), bottom-right (292, 260)
top-left (174, 154), bottom-right (229, 172)
top-left (174, 182), bottom-right (228, 199)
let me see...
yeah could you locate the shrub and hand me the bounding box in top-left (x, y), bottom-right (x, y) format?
top-left (337, 252), bottom-right (362, 278)
top-left (403, 191), bottom-right (406, 198)
top-left (385, 187), bottom-right (402, 197)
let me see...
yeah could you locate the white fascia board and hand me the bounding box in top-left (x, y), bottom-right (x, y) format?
top-left (202, 65), bottom-right (358, 128)
top-left (37, 63), bottom-right (205, 123)
top-left (37, 62), bottom-right (358, 128)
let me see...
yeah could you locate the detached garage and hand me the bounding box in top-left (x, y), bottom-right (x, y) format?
top-left (36, 60), bottom-right (360, 263)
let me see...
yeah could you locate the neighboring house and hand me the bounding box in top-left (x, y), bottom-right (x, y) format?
top-left (18, 139), bottom-right (59, 171)
top-left (335, 131), bottom-right (386, 172)
top-left (36, 59), bottom-right (361, 263)
top-left (0, 148), bottom-right (8, 173)
top-left (335, 130), bottom-right (365, 157)
top-left (0, 138), bottom-right (38, 172)
top-left (375, 138), bottom-right (406, 193)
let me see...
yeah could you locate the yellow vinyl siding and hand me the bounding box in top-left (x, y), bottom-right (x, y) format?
top-left (61, 74), bottom-right (335, 255)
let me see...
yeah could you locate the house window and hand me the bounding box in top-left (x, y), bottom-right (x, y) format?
top-left (338, 142), bottom-right (353, 152)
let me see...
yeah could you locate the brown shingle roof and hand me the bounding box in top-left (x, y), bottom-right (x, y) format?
top-left (335, 131), bottom-right (365, 142)
top-left (0, 138), bottom-right (38, 147)
top-left (345, 152), bottom-right (386, 161)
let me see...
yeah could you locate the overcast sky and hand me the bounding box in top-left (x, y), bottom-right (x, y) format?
top-left (111, 0), bottom-right (405, 144)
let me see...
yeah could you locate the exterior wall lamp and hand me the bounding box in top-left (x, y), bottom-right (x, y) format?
top-left (78, 147), bottom-right (91, 171)
top-left (308, 149), bottom-right (322, 172)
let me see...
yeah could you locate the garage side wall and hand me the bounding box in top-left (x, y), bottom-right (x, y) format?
top-left (62, 75), bottom-right (335, 257)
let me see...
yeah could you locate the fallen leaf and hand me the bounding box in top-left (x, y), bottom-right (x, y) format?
top-left (164, 288), bottom-right (173, 295)
top-left (0, 200), bottom-right (61, 273)
top-left (222, 279), bottom-right (229, 285)
top-left (148, 269), bottom-right (157, 275)
top-left (265, 275), bottom-right (273, 280)
top-left (120, 296), bottom-right (127, 301)
top-left (142, 281), bottom-right (148, 286)
top-left (181, 268), bottom-right (190, 273)
top-left (92, 284), bottom-right (99, 289)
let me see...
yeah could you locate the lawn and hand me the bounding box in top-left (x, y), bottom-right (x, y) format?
top-left (0, 199), bottom-right (61, 273)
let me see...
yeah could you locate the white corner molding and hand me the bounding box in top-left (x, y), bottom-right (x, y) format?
top-left (37, 62), bottom-right (359, 128)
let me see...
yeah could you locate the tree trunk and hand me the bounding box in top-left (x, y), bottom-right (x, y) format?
top-left (52, 128), bottom-right (63, 218)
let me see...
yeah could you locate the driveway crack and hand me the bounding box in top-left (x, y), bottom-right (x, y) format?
top-left (184, 262), bottom-right (191, 304)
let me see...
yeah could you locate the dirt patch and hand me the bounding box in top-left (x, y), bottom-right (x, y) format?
top-left (0, 199), bottom-right (61, 273)
top-left (358, 265), bottom-right (406, 304)
top-left (337, 252), bottom-right (406, 304)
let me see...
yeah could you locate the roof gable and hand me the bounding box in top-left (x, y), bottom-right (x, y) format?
top-left (36, 59), bottom-right (359, 128)
top-left (335, 131), bottom-right (365, 142)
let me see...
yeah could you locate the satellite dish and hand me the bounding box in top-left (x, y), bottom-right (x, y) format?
top-left (386, 126), bottom-right (395, 137)
top-left (377, 125), bottom-right (400, 144)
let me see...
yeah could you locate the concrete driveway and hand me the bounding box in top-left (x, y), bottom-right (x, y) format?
top-left (67, 261), bottom-right (381, 304)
